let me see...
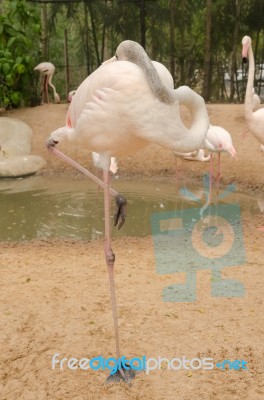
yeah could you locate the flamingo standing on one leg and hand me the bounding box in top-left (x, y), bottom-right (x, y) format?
top-left (34, 62), bottom-right (60, 104)
top-left (47, 40), bottom-right (209, 382)
top-left (242, 36), bottom-right (264, 146)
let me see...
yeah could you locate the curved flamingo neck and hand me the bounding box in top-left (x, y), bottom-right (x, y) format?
top-left (174, 86), bottom-right (209, 150)
top-left (117, 40), bottom-right (175, 104)
top-left (245, 44), bottom-right (255, 120)
top-left (116, 41), bottom-right (209, 150)
top-left (48, 75), bottom-right (60, 102)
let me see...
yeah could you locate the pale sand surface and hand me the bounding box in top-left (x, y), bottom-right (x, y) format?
top-left (0, 104), bottom-right (264, 399)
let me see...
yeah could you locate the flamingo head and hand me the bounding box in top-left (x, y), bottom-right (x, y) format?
top-left (242, 36), bottom-right (251, 63)
top-left (102, 40), bottom-right (143, 65)
top-left (115, 40), bottom-right (145, 64)
top-left (214, 138), bottom-right (237, 157)
top-left (67, 90), bottom-right (76, 102)
top-left (222, 142), bottom-right (237, 158)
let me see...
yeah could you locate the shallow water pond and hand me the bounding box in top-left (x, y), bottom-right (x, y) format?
top-left (0, 174), bottom-right (262, 241)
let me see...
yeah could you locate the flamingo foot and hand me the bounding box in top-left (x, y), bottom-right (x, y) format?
top-left (106, 364), bottom-right (135, 384)
top-left (114, 195), bottom-right (127, 229)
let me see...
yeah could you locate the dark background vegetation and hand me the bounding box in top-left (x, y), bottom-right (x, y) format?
top-left (0, 0), bottom-right (263, 108)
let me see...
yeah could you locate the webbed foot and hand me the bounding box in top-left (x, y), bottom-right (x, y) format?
top-left (114, 195), bottom-right (127, 229)
top-left (106, 364), bottom-right (135, 384)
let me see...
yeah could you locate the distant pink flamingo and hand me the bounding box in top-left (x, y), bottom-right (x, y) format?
top-left (47, 40), bottom-right (209, 382)
top-left (34, 62), bottom-right (60, 104)
top-left (242, 36), bottom-right (264, 146)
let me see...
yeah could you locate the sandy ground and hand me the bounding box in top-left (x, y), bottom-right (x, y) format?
top-left (0, 103), bottom-right (264, 400)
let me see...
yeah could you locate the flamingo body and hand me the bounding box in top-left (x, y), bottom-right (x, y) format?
top-left (50, 60), bottom-right (209, 169)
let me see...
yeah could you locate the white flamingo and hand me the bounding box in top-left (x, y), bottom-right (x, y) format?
top-left (34, 62), bottom-right (60, 104)
top-left (203, 125), bottom-right (236, 194)
top-left (47, 40), bottom-right (209, 382)
top-left (242, 36), bottom-right (264, 147)
top-left (175, 124), bottom-right (236, 194)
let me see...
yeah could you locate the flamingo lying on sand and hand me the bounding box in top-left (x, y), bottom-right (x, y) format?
top-left (47, 40), bottom-right (209, 382)
top-left (242, 36), bottom-right (264, 147)
top-left (34, 62), bottom-right (60, 104)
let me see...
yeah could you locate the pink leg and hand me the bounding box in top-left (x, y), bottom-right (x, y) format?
top-left (209, 153), bottom-right (213, 203)
top-left (103, 170), bottom-right (121, 359)
top-left (48, 144), bottom-right (131, 381)
top-left (48, 145), bottom-right (127, 229)
top-left (103, 170), bottom-right (134, 382)
top-left (48, 146), bottom-right (117, 195)
top-left (216, 153), bottom-right (221, 196)
top-left (175, 157), bottom-right (183, 183)
top-left (45, 76), bottom-right (49, 103)
top-left (40, 76), bottom-right (45, 104)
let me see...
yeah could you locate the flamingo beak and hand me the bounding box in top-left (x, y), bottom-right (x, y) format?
top-left (242, 42), bottom-right (249, 61)
top-left (228, 146), bottom-right (237, 158)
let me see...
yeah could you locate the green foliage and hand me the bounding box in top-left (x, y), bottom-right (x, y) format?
top-left (0, 0), bottom-right (263, 106)
top-left (0, 0), bottom-right (41, 109)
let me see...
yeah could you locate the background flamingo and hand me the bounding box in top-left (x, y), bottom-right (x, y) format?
top-left (174, 125), bottom-right (236, 195)
top-left (202, 125), bottom-right (236, 195)
top-left (34, 62), bottom-right (60, 104)
top-left (47, 40), bottom-right (209, 381)
top-left (242, 36), bottom-right (264, 146)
